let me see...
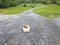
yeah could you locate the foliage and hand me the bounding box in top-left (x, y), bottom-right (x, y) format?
top-left (23, 4), bottom-right (27, 7)
top-left (56, 0), bottom-right (60, 5)
top-left (0, 0), bottom-right (19, 8)
top-left (0, 0), bottom-right (60, 8)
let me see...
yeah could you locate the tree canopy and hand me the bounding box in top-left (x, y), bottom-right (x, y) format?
top-left (0, 0), bottom-right (60, 8)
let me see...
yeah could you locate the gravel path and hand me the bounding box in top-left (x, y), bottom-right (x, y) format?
top-left (0, 10), bottom-right (60, 45)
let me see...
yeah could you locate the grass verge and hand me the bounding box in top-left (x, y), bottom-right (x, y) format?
top-left (33, 4), bottom-right (60, 18)
top-left (0, 4), bottom-right (31, 15)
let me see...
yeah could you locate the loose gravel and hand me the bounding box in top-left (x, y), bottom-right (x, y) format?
top-left (0, 10), bottom-right (60, 45)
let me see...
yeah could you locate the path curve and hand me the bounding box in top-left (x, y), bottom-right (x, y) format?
top-left (0, 10), bottom-right (60, 45)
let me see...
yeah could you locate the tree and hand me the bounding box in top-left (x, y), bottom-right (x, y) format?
top-left (0, 0), bottom-right (10, 8)
top-left (0, 0), bottom-right (19, 8)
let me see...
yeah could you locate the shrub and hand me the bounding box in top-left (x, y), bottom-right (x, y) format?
top-left (0, 4), bottom-right (9, 8)
top-left (40, 0), bottom-right (47, 4)
top-left (57, 0), bottom-right (60, 5)
top-left (32, 6), bottom-right (34, 8)
top-left (9, 2), bottom-right (17, 7)
top-left (23, 4), bottom-right (27, 7)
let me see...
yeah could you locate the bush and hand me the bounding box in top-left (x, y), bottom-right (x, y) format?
top-left (9, 2), bottom-right (17, 7)
top-left (40, 0), bottom-right (47, 4)
top-left (32, 6), bottom-right (34, 8)
top-left (0, 4), bottom-right (9, 8)
top-left (23, 4), bottom-right (27, 7)
top-left (57, 1), bottom-right (60, 5)
top-left (57, 3), bottom-right (60, 5)
top-left (41, 1), bottom-right (47, 4)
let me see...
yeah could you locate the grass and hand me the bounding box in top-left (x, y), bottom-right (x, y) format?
top-left (0, 4), bottom-right (31, 15)
top-left (33, 4), bottom-right (60, 18)
top-left (0, 3), bottom-right (41, 15)
top-left (0, 3), bottom-right (42, 15)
